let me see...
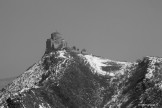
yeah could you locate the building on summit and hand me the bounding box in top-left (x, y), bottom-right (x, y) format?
top-left (45, 32), bottom-right (67, 53)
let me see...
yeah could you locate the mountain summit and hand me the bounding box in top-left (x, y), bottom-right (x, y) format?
top-left (0, 33), bottom-right (162, 108)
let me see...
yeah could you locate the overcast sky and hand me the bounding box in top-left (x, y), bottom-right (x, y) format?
top-left (0, 0), bottom-right (162, 79)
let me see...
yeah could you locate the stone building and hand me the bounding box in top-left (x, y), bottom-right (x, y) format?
top-left (45, 32), bottom-right (67, 53)
top-left (46, 39), bottom-right (52, 53)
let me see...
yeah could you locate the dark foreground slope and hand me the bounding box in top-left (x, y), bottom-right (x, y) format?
top-left (0, 35), bottom-right (162, 108)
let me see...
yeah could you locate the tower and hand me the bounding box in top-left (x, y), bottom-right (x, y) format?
top-left (45, 32), bottom-right (67, 54)
top-left (51, 32), bottom-right (63, 50)
top-left (45, 39), bottom-right (52, 53)
top-left (51, 31), bottom-right (61, 40)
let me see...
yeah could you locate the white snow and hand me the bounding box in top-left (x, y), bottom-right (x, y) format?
top-left (38, 103), bottom-right (51, 108)
top-left (39, 104), bottom-right (44, 108)
top-left (82, 54), bottom-right (133, 77)
top-left (19, 86), bottom-right (39, 94)
top-left (47, 103), bottom-right (52, 108)
top-left (84, 55), bottom-right (114, 76)
top-left (20, 87), bottom-right (30, 93)
top-left (58, 50), bottom-right (67, 58)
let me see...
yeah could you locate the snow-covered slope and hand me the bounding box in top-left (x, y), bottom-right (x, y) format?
top-left (0, 34), bottom-right (162, 108)
top-left (79, 54), bottom-right (133, 76)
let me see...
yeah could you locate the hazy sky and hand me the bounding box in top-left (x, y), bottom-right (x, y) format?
top-left (0, 0), bottom-right (162, 79)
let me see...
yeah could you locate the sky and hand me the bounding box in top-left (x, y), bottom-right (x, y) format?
top-left (0, 0), bottom-right (162, 79)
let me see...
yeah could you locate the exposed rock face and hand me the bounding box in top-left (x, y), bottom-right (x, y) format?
top-left (0, 34), bottom-right (162, 108)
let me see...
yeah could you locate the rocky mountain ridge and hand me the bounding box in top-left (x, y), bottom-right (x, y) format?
top-left (0, 32), bottom-right (162, 108)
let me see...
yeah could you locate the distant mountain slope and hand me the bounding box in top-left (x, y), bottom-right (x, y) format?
top-left (0, 33), bottom-right (162, 108)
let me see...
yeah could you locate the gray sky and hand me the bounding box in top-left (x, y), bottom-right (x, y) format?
top-left (0, 0), bottom-right (162, 79)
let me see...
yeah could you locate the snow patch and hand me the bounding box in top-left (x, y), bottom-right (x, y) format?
top-left (19, 86), bottom-right (39, 94)
top-left (82, 54), bottom-right (133, 76)
top-left (58, 50), bottom-right (67, 58)
top-left (39, 104), bottom-right (44, 108)
top-left (84, 55), bottom-right (115, 76)
top-left (20, 87), bottom-right (30, 93)
top-left (39, 103), bottom-right (51, 108)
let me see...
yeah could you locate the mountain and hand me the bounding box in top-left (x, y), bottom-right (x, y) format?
top-left (0, 32), bottom-right (162, 108)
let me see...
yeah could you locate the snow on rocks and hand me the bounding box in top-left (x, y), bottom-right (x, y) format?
top-left (146, 56), bottom-right (162, 79)
top-left (39, 103), bottom-right (52, 108)
top-left (58, 50), bottom-right (67, 59)
top-left (84, 55), bottom-right (113, 76)
top-left (83, 54), bottom-right (133, 76)
top-left (39, 104), bottom-right (44, 108)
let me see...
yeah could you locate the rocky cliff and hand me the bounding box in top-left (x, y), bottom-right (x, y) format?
top-left (0, 33), bottom-right (162, 108)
